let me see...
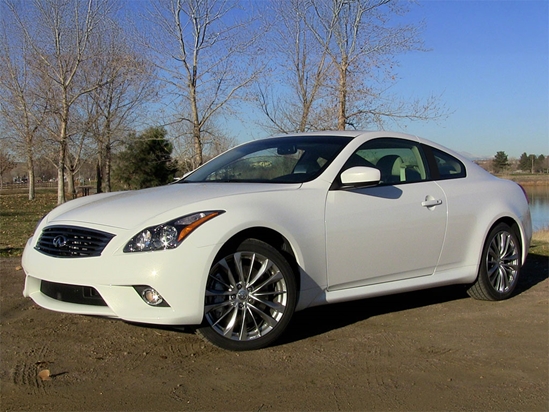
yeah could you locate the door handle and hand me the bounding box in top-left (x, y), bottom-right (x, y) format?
top-left (422, 198), bottom-right (443, 207)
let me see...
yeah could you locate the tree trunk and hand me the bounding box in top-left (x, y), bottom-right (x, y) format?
top-left (189, 68), bottom-right (203, 168)
top-left (337, 63), bottom-right (348, 130)
top-left (67, 168), bottom-right (76, 199)
top-left (26, 148), bottom-right (35, 201)
top-left (299, 97), bottom-right (311, 133)
top-left (57, 156), bottom-right (66, 204)
top-left (96, 141), bottom-right (103, 194)
top-left (105, 142), bottom-right (112, 192)
top-left (193, 123), bottom-right (203, 168)
top-left (57, 120), bottom-right (67, 204)
top-left (96, 160), bottom-right (102, 194)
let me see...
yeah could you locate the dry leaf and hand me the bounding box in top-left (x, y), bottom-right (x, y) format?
top-left (38, 369), bottom-right (51, 381)
top-left (15, 266), bottom-right (22, 271)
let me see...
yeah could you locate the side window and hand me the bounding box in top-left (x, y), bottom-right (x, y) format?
top-left (432, 148), bottom-right (466, 179)
top-left (343, 138), bottom-right (429, 184)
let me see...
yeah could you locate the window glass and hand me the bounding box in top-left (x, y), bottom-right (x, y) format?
top-left (182, 136), bottom-right (351, 183)
top-left (432, 148), bottom-right (466, 179)
top-left (204, 147), bottom-right (301, 181)
top-left (343, 138), bottom-right (429, 184)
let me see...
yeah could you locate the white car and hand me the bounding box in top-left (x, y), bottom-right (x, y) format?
top-left (22, 131), bottom-right (532, 350)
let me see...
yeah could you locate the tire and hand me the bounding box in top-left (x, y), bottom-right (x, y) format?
top-left (196, 239), bottom-right (297, 351)
top-left (467, 223), bottom-right (521, 301)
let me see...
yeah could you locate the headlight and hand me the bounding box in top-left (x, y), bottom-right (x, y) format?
top-left (124, 211), bottom-right (224, 253)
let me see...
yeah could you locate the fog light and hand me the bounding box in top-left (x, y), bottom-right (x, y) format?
top-left (142, 288), bottom-right (163, 305)
top-left (133, 285), bottom-right (170, 307)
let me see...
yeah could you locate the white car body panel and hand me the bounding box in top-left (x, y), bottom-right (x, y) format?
top-left (22, 131), bottom-right (532, 335)
top-left (325, 181), bottom-right (447, 290)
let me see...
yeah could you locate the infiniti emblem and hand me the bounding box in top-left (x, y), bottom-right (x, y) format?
top-left (52, 235), bottom-right (68, 248)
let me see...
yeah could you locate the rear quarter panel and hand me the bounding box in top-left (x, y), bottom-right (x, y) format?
top-left (434, 165), bottom-right (531, 282)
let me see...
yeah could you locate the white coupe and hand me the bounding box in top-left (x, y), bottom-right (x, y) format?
top-left (22, 131), bottom-right (532, 350)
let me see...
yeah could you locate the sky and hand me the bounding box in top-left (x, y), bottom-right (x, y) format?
top-left (391, 0), bottom-right (549, 159)
top-left (232, 0), bottom-right (549, 159)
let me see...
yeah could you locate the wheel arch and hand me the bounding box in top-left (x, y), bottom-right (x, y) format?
top-left (213, 227), bottom-right (302, 294)
top-left (486, 216), bottom-right (527, 264)
top-left (467, 217), bottom-right (524, 300)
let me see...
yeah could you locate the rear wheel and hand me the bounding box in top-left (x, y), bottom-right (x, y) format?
top-left (467, 223), bottom-right (521, 301)
top-left (197, 239), bottom-right (297, 351)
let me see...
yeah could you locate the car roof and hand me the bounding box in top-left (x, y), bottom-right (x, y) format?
top-left (268, 130), bottom-right (419, 140)
top-left (265, 131), bottom-right (360, 140)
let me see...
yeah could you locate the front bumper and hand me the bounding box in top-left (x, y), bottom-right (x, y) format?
top-left (22, 236), bottom-right (216, 325)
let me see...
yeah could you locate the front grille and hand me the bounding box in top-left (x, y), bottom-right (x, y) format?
top-left (40, 280), bottom-right (108, 306)
top-left (35, 225), bottom-right (115, 258)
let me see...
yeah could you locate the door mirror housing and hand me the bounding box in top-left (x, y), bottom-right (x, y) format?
top-left (339, 167), bottom-right (381, 189)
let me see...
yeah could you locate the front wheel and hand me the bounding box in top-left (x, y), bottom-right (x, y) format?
top-left (467, 223), bottom-right (521, 301)
top-left (197, 239), bottom-right (297, 351)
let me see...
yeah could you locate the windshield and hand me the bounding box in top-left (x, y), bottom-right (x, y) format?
top-left (181, 136), bottom-right (352, 184)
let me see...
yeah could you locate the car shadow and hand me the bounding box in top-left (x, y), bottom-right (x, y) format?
top-left (276, 252), bottom-right (548, 347)
top-left (515, 252), bottom-right (549, 294)
top-left (277, 284), bottom-right (469, 347)
top-left (138, 253), bottom-right (547, 347)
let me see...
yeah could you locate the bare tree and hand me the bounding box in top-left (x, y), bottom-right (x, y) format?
top-left (0, 149), bottom-right (17, 189)
top-left (141, 0), bottom-right (263, 167)
top-left (66, 97), bottom-right (110, 198)
top-left (171, 120), bottom-right (235, 174)
top-left (261, 0), bottom-right (446, 132)
top-left (83, 23), bottom-right (157, 193)
top-left (5, 0), bottom-right (116, 204)
top-left (309, 0), bottom-right (447, 129)
top-left (257, 0), bottom-right (331, 133)
top-left (0, 10), bottom-right (49, 200)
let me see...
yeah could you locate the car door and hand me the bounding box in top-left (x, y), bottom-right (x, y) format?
top-left (325, 138), bottom-right (447, 290)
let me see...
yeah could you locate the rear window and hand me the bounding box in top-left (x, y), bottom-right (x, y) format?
top-left (432, 148), bottom-right (466, 179)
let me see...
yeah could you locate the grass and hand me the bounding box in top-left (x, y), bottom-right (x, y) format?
top-left (498, 173), bottom-right (549, 186)
top-left (531, 227), bottom-right (549, 256)
top-left (1, 190), bottom-right (548, 258)
top-left (0, 191), bottom-right (58, 257)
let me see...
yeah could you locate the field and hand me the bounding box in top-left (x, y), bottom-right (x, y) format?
top-left (499, 173), bottom-right (549, 186)
top-left (0, 191), bottom-right (58, 257)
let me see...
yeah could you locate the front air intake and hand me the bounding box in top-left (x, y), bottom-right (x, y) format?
top-left (40, 280), bottom-right (108, 306)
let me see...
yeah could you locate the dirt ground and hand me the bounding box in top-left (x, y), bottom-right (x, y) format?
top-left (1, 254), bottom-right (548, 412)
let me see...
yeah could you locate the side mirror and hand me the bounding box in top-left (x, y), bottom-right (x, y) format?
top-left (340, 166), bottom-right (380, 189)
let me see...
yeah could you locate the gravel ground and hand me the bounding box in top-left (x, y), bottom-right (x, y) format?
top-left (1, 254), bottom-right (547, 411)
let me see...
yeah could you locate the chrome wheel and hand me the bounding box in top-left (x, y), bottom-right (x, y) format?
top-left (198, 239), bottom-right (296, 350)
top-left (485, 230), bottom-right (519, 293)
top-left (468, 223), bottom-right (522, 301)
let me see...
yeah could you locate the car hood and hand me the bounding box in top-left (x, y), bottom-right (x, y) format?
top-left (45, 183), bottom-right (300, 230)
